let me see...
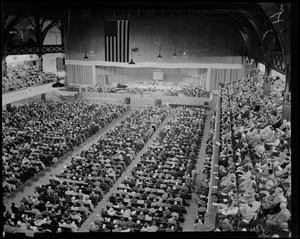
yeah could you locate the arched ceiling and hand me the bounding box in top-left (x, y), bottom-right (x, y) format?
top-left (2, 2), bottom-right (291, 74)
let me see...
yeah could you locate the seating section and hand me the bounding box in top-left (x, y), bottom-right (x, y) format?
top-left (89, 106), bottom-right (207, 232)
top-left (2, 70), bottom-right (291, 236)
top-left (214, 76), bottom-right (291, 237)
top-left (2, 101), bottom-right (129, 196)
top-left (3, 106), bottom-right (170, 233)
top-left (2, 64), bottom-right (58, 93)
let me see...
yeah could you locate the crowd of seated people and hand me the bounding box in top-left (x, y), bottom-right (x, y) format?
top-left (86, 82), bottom-right (211, 98)
top-left (3, 105), bottom-right (170, 234)
top-left (89, 106), bottom-right (207, 232)
top-left (213, 75), bottom-right (291, 237)
top-left (193, 110), bottom-right (216, 228)
top-left (270, 76), bottom-right (285, 108)
top-left (86, 85), bottom-right (120, 93)
top-left (2, 64), bottom-right (58, 93)
top-left (2, 100), bottom-right (129, 196)
top-left (173, 83), bottom-right (211, 98)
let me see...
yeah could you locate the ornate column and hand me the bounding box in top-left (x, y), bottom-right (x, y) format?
top-left (263, 53), bottom-right (272, 96)
top-left (37, 54), bottom-right (43, 72)
top-left (263, 75), bottom-right (272, 96)
top-left (2, 56), bottom-right (7, 77)
top-left (282, 91), bottom-right (291, 122)
top-left (252, 68), bottom-right (260, 85)
top-left (282, 16), bottom-right (291, 122)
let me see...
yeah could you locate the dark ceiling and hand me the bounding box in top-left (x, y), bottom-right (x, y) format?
top-left (2, 2), bottom-right (292, 74)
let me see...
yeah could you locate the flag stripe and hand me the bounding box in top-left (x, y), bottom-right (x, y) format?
top-left (123, 21), bottom-right (126, 62)
top-left (120, 21), bottom-right (123, 62)
top-left (117, 20), bottom-right (120, 62)
top-left (108, 36), bottom-right (111, 61)
top-left (113, 37), bottom-right (117, 62)
top-left (126, 21), bottom-right (129, 62)
top-left (105, 20), bottom-right (129, 62)
top-left (105, 36), bottom-right (108, 61)
top-left (111, 37), bottom-right (115, 61)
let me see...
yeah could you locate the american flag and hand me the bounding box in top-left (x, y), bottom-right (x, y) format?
top-left (104, 20), bottom-right (130, 62)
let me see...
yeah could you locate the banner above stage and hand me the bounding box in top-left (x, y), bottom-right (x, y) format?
top-left (65, 60), bottom-right (244, 69)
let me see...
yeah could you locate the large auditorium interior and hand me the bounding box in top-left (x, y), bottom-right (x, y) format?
top-left (1, 2), bottom-right (298, 239)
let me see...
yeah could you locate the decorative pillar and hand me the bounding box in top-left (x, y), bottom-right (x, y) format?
top-left (252, 69), bottom-right (260, 85)
top-left (282, 55), bottom-right (291, 122)
top-left (253, 59), bottom-right (259, 69)
top-left (37, 55), bottom-right (43, 72)
top-left (282, 92), bottom-right (291, 122)
top-left (263, 76), bottom-right (272, 96)
top-left (2, 56), bottom-right (7, 76)
top-left (263, 60), bottom-right (272, 96)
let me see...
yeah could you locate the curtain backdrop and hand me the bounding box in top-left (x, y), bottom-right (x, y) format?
top-left (209, 68), bottom-right (246, 91)
top-left (66, 65), bottom-right (93, 85)
top-left (65, 17), bottom-right (244, 64)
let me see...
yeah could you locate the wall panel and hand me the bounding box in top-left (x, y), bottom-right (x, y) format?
top-left (65, 17), bottom-right (244, 64)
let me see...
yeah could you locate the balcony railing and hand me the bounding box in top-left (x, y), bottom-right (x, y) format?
top-left (2, 83), bottom-right (56, 105)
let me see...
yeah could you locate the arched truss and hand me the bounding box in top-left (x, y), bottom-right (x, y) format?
top-left (2, 14), bottom-right (64, 57)
top-left (2, 3), bottom-right (290, 76)
top-left (257, 3), bottom-right (290, 78)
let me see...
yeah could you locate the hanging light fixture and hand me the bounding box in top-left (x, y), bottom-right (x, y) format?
top-left (129, 59), bottom-right (135, 64)
top-left (83, 43), bottom-right (88, 59)
top-left (173, 47), bottom-right (177, 57)
top-left (157, 46), bottom-right (162, 59)
top-left (129, 48), bottom-right (135, 64)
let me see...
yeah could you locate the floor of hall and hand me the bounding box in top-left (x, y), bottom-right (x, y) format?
top-left (3, 105), bottom-right (214, 233)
